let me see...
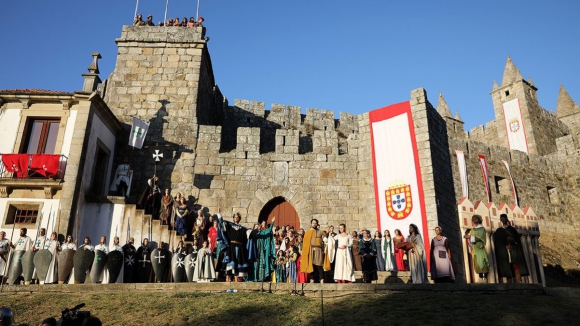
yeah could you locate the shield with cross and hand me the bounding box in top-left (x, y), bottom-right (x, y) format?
top-left (89, 250), bottom-right (108, 283)
top-left (184, 252), bottom-right (197, 282)
top-left (73, 249), bottom-right (94, 284)
top-left (137, 248), bottom-right (152, 283)
top-left (151, 247), bottom-right (171, 282)
top-left (20, 250), bottom-right (36, 285)
top-left (33, 249), bottom-right (52, 284)
top-left (123, 253), bottom-right (136, 282)
top-left (171, 252), bottom-right (186, 283)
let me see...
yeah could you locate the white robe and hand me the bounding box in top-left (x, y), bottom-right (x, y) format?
top-left (43, 240), bottom-right (60, 284)
top-left (193, 248), bottom-right (215, 282)
top-left (0, 238), bottom-right (10, 277)
top-left (333, 234), bottom-right (355, 282)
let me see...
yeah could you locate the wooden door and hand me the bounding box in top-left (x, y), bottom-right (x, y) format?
top-left (258, 197), bottom-right (300, 229)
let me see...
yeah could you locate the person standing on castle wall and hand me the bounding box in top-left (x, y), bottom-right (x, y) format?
top-left (465, 215), bottom-right (490, 283)
top-left (110, 157), bottom-right (132, 197)
top-left (300, 219), bottom-right (325, 283)
top-left (429, 226), bottom-right (457, 283)
top-left (145, 15), bottom-right (154, 26)
top-left (133, 14), bottom-right (145, 26)
top-left (494, 214), bottom-right (530, 283)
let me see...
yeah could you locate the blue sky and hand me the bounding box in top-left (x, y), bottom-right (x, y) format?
top-left (1, 0), bottom-right (579, 131)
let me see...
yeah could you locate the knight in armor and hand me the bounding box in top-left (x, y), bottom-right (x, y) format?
top-left (108, 236), bottom-right (124, 284)
top-left (0, 232), bottom-right (10, 283)
top-left (300, 219), bottom-right (326, 282)
top-left (110, 157), bottom-right (132, 196)
top-left (43, 231), bottom-right (60, 284)
top-left (8, 228), bottom-right (32, 284)
top-left (217, 208), bottom-right (249, 282)
top-left (137, 238), bottom-right (154, 282)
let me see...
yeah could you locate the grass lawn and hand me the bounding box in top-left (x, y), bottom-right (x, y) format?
top-left (3, 290), bottom-right (579, 326)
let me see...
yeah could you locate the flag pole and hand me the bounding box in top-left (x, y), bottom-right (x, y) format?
top-left (196, 0), bottom-right (200, 20)
top-left (164, 0), bottom-right (170, 25)
top-left (134, 0), bottom-right (140, 20)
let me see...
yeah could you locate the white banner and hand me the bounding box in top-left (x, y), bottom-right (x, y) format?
top-left (456, 150), bottom-right (468, 199)
top-left (502, 98), bottom-right (528, 153)
top-left (502, 160), bottom-right (518, 206)
top-left (129, 117), bottom-right (149, 149)
top-left (370, 102), bottom-right (428, 250)
top-left (478, 154), bottom-right (492, 202)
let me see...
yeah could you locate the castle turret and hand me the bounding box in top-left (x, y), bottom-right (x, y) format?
top-left (436, 92), bottom-right (464, 138)
top-left (556, 84), bottom-right (580, 135)
top-left (490, 56), bottom-right (568, 155)
top-left (103, 26), bottom-right (225, 197)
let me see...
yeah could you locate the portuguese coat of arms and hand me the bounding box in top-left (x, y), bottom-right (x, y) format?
top-left (386, 183), bottom-right (413, 219)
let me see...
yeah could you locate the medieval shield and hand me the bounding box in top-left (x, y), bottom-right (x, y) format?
top-left (386, 184), bottom-right (413, 219)
top-left (136, 250), bottom-right (152, 283)
top-left (107, 251), bottom-right (124, 283)
top-left (171, 252), bottom-right (186, 282)
top-left (150, 248), bottom-right (170, 282)
top-left (57, 249), bottom-right (75, 284)
top-left (73, 249), bottom-right (94, 284)
top-left (184, 253), bottom-right (197, 282)
top-left (33, 249), bottom-right (52, 284)
top-left (89, 250), bottom-right (108, 283)
top-left (123, 253), bottom-right (136, 283)
top-left (8, 250), bottom-right (25, 285)
top-left (21, 250), bottom-right (36, 284)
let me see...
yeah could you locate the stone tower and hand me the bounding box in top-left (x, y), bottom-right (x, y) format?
top-left (490, 56), bottom-right (568, 155)
top-left (103, 26), bottom-right (224, 197)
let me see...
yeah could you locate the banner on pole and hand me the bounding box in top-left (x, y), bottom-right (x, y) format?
top-left (369, 101), bottom-right (429, 255)
top-left (456, 150), bottom-right (468, 199)
top-left (129, 117), bottom-right (149, 149)
top-left (502, 98), bottom-right (529, 153)
top-left (502, 160), bottom-right (518, 206)
top-left (478, 155), bottom-right (492, 202)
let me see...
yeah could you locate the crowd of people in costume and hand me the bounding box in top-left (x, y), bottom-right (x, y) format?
top-left (0, 203), bottom-right (528, 285)
top-left (133, 13), bottom-right (205, 28)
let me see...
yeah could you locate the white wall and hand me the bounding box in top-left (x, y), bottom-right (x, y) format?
top-left (0, 198), bottom-right (60, 241)
top-left (78, 202), bottom-right (124, 247)
top-left (60, 109), bottom-right (78, 158)
top-left (0, 108), bottom-right (21, 153)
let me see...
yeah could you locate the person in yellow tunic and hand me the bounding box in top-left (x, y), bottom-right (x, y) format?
top-left (300, 219), bottom-right (325, 282)
top-left (464, 215), bottom-right (490, 283)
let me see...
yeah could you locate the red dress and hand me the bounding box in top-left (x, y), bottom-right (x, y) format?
top-left (296, 256), bottom-right (309, 283)
top-left (394, 235), bottom-right (408, 271)
top-left (208, 226), bottom-right (217, 253)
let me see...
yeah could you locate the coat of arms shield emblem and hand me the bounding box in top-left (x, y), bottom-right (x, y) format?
top-left (386, 184), bottom-right (413, 219)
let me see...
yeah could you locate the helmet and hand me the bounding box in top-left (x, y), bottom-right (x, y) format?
top-left (0, 307), bottom-right (14, 326)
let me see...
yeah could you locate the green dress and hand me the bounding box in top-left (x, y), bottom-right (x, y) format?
top-left (470, 226), bottom-right (490, 273)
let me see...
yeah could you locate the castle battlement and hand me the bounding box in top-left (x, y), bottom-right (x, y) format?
top-left (117, 25), bottom-right (207, 44)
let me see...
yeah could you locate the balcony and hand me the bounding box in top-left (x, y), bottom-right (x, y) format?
top-left (0, 154), bottom-right (67, 198)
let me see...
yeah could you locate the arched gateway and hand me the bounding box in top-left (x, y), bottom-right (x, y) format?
top-left (258, 197), bottom-right (300, 229)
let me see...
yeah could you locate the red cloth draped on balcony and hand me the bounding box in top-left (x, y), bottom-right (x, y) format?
top-left (1, 154), bottom-right (30, 178)
top-left (30, 154), bottom-right (60, 177)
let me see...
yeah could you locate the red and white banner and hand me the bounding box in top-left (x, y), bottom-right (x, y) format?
top-left (30, 154), bottom-right (60, 177)
top-left (478, 155), bottom-right (492, 202)
top-left (1, 154), bottom-right (29, 178)
top-left (502, 160), bottom-right (519, 206)
top-left (456, 150), bottom-right (468, 199)
top-left (369, 101), bottom-right (428, 251)
top-left (502, 98), bottom-right (529, 153)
